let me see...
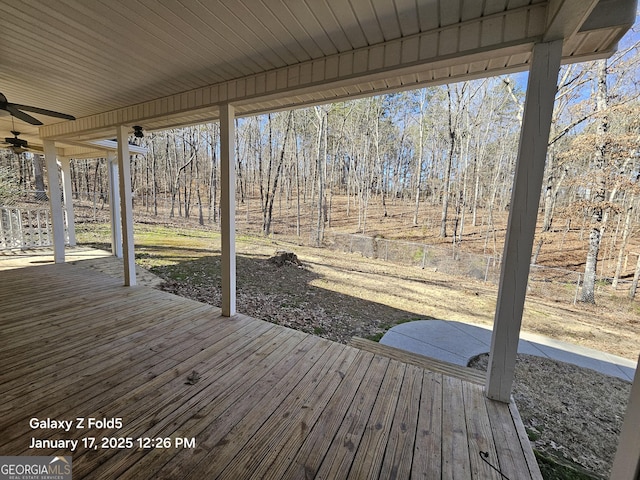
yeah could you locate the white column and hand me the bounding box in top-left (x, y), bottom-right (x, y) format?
top-left (43, 140), bottom-right (65, 263)
top-left (107, 152), bottom-right (123, 258)
top-left (486, 40), bottom-right (563, 403)
top-left (58, 157), bottom-right (76, 246)
top-left (116, 126), bottom-right (136, 286)
top-left (220, 103), bottom-right (236, 316)
top-left (610, 354), bottom-right (640, 479)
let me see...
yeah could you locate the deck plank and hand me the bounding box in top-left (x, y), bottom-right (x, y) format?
top-left (1, 301), bottom-right (219, 401)
top-left (463, 382), bottom-right (503, 480)
top-left (84, 326), bottom-right (305, 479)
top-left (216, 343), bottom-right (360, 480)
top-left (0, 251), bottom-right (542, 480)
top-left (379, 363), bottom-right (423, 480)
top-left (350, 336), bottom-right (486, 384)
top-left (442, 375), bottom-right (471, 479)
top-left (412, 371), bottom-right (444, 478)
top-left (140, 333), bottom-right (326, 479)
top-left (509, 401), bottom-right (545, 480)
top-left (486, 397), bottom-right (535, 480)
top-left (2, 315), bottom-right (246, 454)
top-left (346, 360), bottom-right (407, 480)
top-left (274, 349), bottom-right (388, 480)
top-left (312, 354), bottom-right (390, 480)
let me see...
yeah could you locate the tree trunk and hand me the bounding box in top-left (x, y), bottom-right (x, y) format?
top-left (92, 160), bottom-right (100, 218)
top-left (612, 196), bottom-right (633, 288)
top-left (440, 87), bottom-right (456, 238)
top-left (296, 147), bottom-right (301, 238)
top-left (150, 137), bottom-right (158, 216)
top-left (581, 60), bottom-right (608, 304)
top-left (263, 112), bottom-right (293, 236)
top-left (235, 121), bottom-right (245, 204)
top-left (630, 254), bottom-right (640, 299)
top-left (71, 161), bottom-right (79, 200)
top-left (413, 94), bottom-right (425, 227)
top-left (32, 155), bottom-right (48, 201)
top-left (532, 151), bottom-right (567, 264)
top-left (315, 107), bottom-right (326, 246)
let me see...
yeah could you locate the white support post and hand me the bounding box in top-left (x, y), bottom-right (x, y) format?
top-left (116, 126), bottom-right (136, 286)
top-left (43, 140), bottom-right (65, 263)
top-left (220, 103), bottom-right (236, 316)
top-left (107, 152), bottom-right (123, 258)
top-left (610, 355), bottom-right (640, 479)
top-left (486, 40), bottom-right (563, 403)
top-left (58, 157), bottom-right (76, 246)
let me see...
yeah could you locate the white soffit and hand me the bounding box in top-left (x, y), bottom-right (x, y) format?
top-left (0, 0), bottom-right (635, 151)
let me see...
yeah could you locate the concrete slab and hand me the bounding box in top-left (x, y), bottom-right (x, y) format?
top-left (381, 330), bottom-right (470, 365)
top-left (381, 319), bottom-right (637, 382)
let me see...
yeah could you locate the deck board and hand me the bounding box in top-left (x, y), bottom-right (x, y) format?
top-left (379, 363), bottom-right (422, 480)
top-left (345, 359), bottom-right (406, 480)
top-left (350, 336), bottom-right (486, 384)
top-left (312, 354), bottom-right (390, 480)
top-left (0, 250), bottom-right (542, 479)
top-left (412, 371), bottom-right (443, 478)
top-left (442, 375), bottom-right (471, 479)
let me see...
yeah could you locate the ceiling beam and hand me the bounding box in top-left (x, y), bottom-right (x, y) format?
top-left (39, 41), bottom-right (538, 142)
top-left (580, 0), bottom-right (638, 32)
top-left (544, 0), bottom-right (600, 41)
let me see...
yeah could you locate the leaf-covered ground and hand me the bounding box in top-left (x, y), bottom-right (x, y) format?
top-left (150, 251), bottom-right (417, 343)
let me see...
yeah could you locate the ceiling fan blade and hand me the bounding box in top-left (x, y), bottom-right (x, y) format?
top-left (6, 104), bottom-right (43, 125)
top-left (26, 144), bottom-right (44, 153)
top-left (11, 103), bottom-right (75, 121)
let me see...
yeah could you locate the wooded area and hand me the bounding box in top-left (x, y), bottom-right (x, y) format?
top-left (1, 39), bottom-right (639, 303)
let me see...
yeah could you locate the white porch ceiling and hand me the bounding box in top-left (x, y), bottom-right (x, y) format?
top-left (0, 0), bottom-right (636, 157)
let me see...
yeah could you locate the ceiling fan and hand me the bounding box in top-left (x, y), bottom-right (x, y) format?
top-left (1, 92), bottom-right (75, 125)
top-left (2, 131), bottom-right (43, 154)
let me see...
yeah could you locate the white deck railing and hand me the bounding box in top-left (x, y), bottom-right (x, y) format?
top-left (0, 207), bottom-right (55, 250)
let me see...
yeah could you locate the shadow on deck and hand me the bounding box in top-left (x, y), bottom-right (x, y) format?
top-left (0, 249), bottom-right (542, 479)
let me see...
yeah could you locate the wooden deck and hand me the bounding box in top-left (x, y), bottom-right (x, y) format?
top-left (0, 250), bottom-right (542, 479)
top-left (349, 337), bottom-right (487, 385)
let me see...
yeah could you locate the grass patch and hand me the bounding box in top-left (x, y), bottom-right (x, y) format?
top-left (535, 451), bottom-right (601, 480)
top-left (365, 317), bottom-right (433, 342)
top-left (526, 426), bottom-right (542, 442)
top-left (366, 331), bottom-right (386, 342)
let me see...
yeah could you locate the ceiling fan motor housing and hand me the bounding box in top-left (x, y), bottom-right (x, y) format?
top-left (5, 132), bottom-right (28, 148)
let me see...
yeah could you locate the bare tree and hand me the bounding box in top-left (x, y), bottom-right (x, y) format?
top-left (32, 154), bottom-right (47, 201)
top-left (440, 85), bottom-right (465, 238)
top-left (412, 90), bottom-right (428, 227)
top-left (261, 112), bottom-right (293, 236)
top-left (580, 60), bottom-right (608, 303)
top-left (314, 106), bottom-right (327, 246)
top-left (630, 254), bottom-right (640, 300)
